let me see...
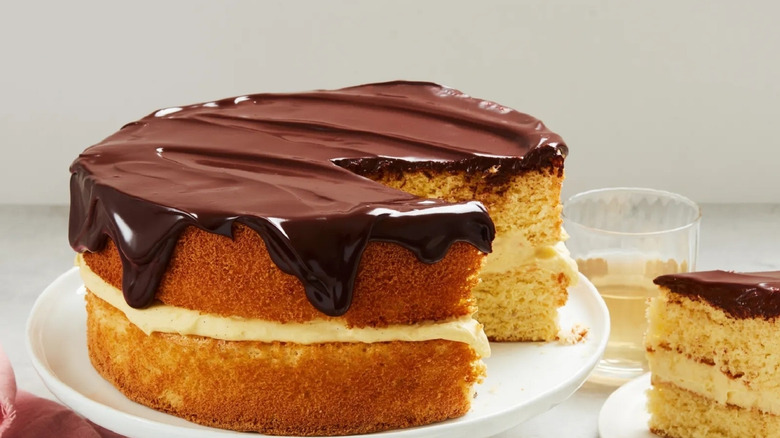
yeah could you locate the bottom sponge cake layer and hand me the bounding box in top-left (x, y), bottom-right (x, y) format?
top-left (647, 380), bottom-right (780, 438)
top-left (86, 291), bottom-right (485, 436)
top-left (474, 267), bottom-right (568, 341)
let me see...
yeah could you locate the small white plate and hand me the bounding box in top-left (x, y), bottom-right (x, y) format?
top-left (28, 269), bottom-right (609, 438)
top-left (598, 373), bottom-right (654, 438)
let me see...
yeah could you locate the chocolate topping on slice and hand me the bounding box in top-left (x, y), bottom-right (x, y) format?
top-left (654, 270), bottom-right (780, 319)
top-left (69, 81), bottom-right (567, 316)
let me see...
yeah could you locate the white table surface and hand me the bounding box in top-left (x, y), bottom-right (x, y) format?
top-left (2, 204), bottom-right (779, 437)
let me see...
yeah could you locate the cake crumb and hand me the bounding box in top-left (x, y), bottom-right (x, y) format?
top-left (556, 323), bottom-right (589, 344)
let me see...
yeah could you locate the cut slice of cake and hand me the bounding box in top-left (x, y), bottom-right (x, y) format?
top-left (646, 270), bottom-right (780, 438)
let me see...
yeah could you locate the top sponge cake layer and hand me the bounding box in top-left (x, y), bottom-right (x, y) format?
top-left (69, 81), bottom-right (568, 317)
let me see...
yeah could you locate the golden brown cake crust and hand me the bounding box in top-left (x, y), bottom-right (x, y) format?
top-left (83, 223), bottom-right (484, 327)
top-left (86, 292), bottom-right (485, 436)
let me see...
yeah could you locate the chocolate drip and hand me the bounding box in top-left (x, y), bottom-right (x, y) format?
top-left (69, 81), bottom-right (567, 316)
top-left (654, 270), bottom-right (780, 319)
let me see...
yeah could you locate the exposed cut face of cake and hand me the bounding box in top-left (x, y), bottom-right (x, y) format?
top-left (68, 81), bottom-right (574, 435)
top-left (646, 270), bottom-right (780, 438)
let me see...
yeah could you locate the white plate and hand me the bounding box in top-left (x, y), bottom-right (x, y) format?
top-left (598, 373), bottom-right (653, 438)
top-left (28, 269), bottom-right (608, 438)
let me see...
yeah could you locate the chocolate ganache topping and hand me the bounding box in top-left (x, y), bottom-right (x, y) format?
top-left (69, 81), bottom-right (568, 316)
top-left (654, 270), bottom-right (780, 319)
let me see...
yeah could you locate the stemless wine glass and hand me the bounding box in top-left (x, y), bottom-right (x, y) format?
top-left (563, 188), bottom-right (701, 385)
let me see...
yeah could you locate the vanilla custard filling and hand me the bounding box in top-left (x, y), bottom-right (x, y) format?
top-left (483, 229), bottom-right (578, 283)
top-left (76, 254), bottom-right (490, 357)
top-left (649, 348), bottom-right (780, 414)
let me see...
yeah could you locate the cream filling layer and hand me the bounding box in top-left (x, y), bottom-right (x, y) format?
top-left (76, 254), bottom-right (490, 357)
top-left (483, 229), bottom-right (578, 285)
top-left (648, 348), bottom-right (780, 414)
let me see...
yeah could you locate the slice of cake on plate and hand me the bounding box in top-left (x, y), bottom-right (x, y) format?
top-left (646, 270), bottom-right (780, 438)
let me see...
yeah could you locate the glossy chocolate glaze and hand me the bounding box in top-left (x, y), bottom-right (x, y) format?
top-left (69, 81), bottom-right (567, 316)
top-left (654, 271), bottom-right (780, 319)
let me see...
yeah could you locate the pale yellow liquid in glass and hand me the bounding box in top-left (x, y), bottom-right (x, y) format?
top-left (597, 283), bottom-right (657, 368)
top-left (578, 255), bottom-right (687, 379)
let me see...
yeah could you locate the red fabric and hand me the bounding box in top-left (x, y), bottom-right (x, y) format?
top-left (0, 345), bottom-right (16, 436)
top-left (0, 345), bottom-right (123, 438)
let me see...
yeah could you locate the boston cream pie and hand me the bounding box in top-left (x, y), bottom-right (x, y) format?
top-left (69, 81), bottom-right (572, 434)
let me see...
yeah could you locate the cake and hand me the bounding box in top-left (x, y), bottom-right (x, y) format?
top-left (646, 270), bottom-right (780, 438)
top-left (68, 81), bottom-right (573, 435)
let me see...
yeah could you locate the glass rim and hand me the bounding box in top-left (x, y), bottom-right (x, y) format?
top-left (562, 187), bottom-right (702, 236)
